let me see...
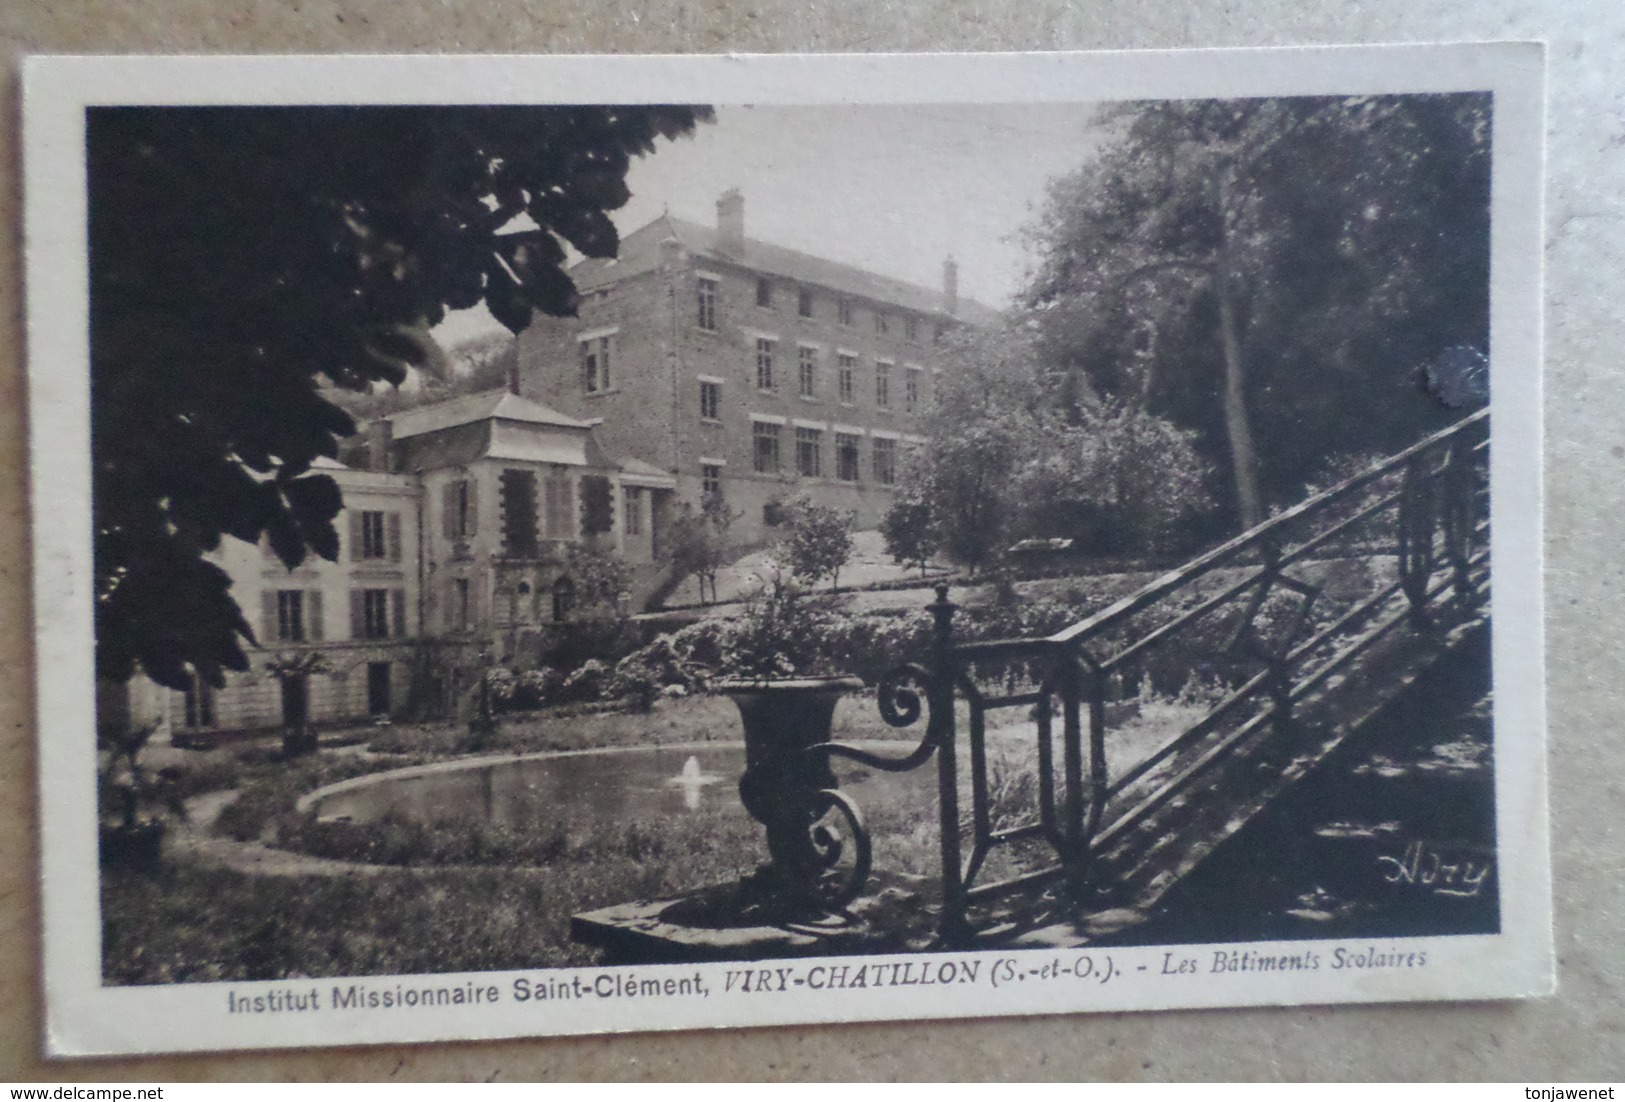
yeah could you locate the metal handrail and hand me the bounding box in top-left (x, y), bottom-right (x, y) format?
top-left (865, 409), bottom-right (1490, 942)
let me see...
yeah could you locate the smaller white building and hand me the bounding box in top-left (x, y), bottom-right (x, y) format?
top-left (117, 389), bottom-right (676, 743)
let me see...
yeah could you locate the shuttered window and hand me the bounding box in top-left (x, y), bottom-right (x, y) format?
top-left (543, 471), bottom-right (575, 540)
top-left (501, 469), bottom-right (540, 556)
top-left (442, 479), bottom-right (476, 539)
top-left (264, 589), bottom-right (322, 642)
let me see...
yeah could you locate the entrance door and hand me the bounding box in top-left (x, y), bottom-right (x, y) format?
top-left (367, 662), bottom-right (392, 717)
top-left (280, 674), bottom-right (309, 728)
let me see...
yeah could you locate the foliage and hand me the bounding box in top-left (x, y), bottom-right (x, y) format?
top-left (97, 720), bottom-right (187, 832)
top-left (718, 564), bottom-right (845, 680)
top-left (777, 496), bottom-right (856, 591)
top-left (663, 495), bottom-right (740, 605)
top-left (90, 104), bottom-right (712, 689)
top-left (562, 542), bottom-right (633, 620)
top-left (1022, 94), bottom-right (1490, 529)
top-left (894, 323), bottom-right (1209, 571)
top-left (326, 332), bottom-right (519, 425)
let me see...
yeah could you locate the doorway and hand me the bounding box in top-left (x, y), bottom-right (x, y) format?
top-left (367, 662), bottom-right (392, 717)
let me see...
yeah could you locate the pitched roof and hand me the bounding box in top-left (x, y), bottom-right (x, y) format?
top-left (570, 215), bottom-right (1004, 327)
top-left (384, 389), bottom-right (595, 440)
top-left (617, 456), bottom-right (678, 489)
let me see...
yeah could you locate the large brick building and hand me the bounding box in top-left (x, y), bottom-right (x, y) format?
top-left (519, 191), bottom-right (998, 545)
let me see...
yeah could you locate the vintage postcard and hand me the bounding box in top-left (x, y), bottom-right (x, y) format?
top-left (24, 46), bottom-right (1549, 1057)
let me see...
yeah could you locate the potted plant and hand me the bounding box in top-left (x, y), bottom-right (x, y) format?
top-left (715, 564), bottom-right (867, 911)
top-left (98, 719), bottom-right (186, 870)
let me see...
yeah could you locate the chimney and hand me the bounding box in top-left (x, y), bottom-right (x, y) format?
top-left (502, 338), bottom-right (521, 396)
top-left (716, 188), bottom-right (744, 252)
top-left (943, 255), bottom-right (960, 317)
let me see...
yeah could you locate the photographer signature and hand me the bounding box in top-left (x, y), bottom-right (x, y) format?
top-left (1376, 840), bottom-right (1492, 898)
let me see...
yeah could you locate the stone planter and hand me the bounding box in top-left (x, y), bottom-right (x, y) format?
top-left (718, 677), bottom-right (870, 912)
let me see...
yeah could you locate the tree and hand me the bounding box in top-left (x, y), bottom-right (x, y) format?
top-left (897, 326), bottom-right (1056, 577)
top-left (880, 487), bottom-right (937, 578)
top-left (892, 322), bottom-right (1213, 569)
top-left (1024, 94), bottom-right (1490, 530)
top-left (665, 495), bottom-right (739, 605)
top-left (779, 498), bottom-right (855, 592)
top-left (89, 104), bottom-right (711, 689)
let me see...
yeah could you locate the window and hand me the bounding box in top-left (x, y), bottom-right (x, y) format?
top-left (182, 673), bottom-right (215, 729)
top-left (934, 322), bottom-right (946, 344)
top-left (795, 426), bottom-right (823, 478)
top-left (358, 588), bottom-right (391, 640)
top-left (798, 346), bottom-right (818, 398)
top-left (905, 367), bottom-right (922, 413)
top-left (874, 312), bottom-right (889, 335)
top-left (836, 433), bottom-right (862, 482)
top-left (756, 278), bottom-right (773, 308)
top-left (580, 475), bottom-right (614, 536)
top-left (906, 315), bottom-right (919, 341)
top-left (837, 298), bottom-right (852, 326)
top-left (873, 436), bottom-right (897, 485)
top-left (697, 277), bottom-right (718, 331)
top-left (699, 379), bottom-right (721, 420)
top-left (876, 362), bottom-right (892, 409)
top-left (701, 463), bottom-right (722, 499)
top-left (359, 510), bottom-right (387, 559)
top-left (276, 590), bottom-right (305, 642)
top-left (444, 480), bottom-right (475, 539)
top-left (267, 589), bottom-right (321, 642)
top-left (358, 588), bottom-right (406, 639)
top-left (838, 354), bottom-right (856, 403)
top-left (798, 287), bottom-right (814, 318)
top-left (454, 577), bottom-right (470, 632)
top-left (756, 338), bottom-right (776, 390)
top-left (752, 421), bottom-right (782, 473)
top-left (579, 334), bottom-right (613, 393)
top-left (500, 469), bottom-right (540, 556)
top-left (624, 487), bottom-right (644, 536)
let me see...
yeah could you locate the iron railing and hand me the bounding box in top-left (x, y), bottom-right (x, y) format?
top-left (809, 409), bottom-right (1490, 940)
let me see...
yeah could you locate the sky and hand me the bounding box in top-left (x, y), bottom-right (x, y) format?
top-left (433, 102), bottom-right (1108, 349)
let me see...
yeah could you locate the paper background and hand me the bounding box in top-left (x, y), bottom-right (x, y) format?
top-left (1, 1), bottom-right (1619, 1082)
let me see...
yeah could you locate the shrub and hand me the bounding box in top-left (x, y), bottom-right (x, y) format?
top-left (611, 667), bottom-right (659, 714)
top-left (560, 659), bottom-right (609, 703)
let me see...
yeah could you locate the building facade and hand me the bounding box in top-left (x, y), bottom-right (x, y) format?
top-left (120, 391), bottom-right (675, 743)
top-left (519, 191), bottom-right (996, 544)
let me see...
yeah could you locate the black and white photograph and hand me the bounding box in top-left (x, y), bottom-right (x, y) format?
top-left (24, 48), bottom-right (1549, 1055)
